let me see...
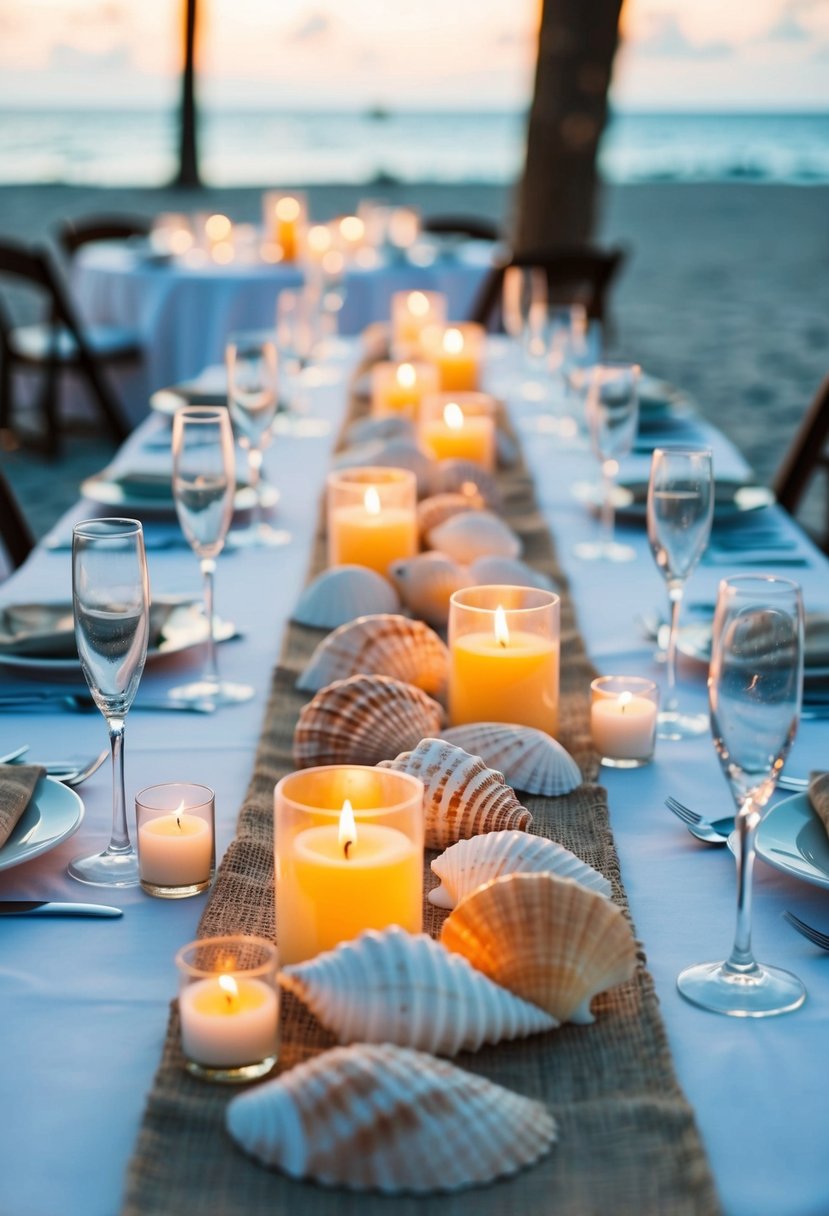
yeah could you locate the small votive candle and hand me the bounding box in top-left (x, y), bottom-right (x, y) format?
top-left (176, 935), bottom-right (279, 1083)
top-left (262, 191), bottom-right (307, 262)
top-left (327, 466), bottom-right (418, 575)
top-left (136, 783), bottom-right (215, 898)
top-left (449, 585), bottom-right (560, 735)
top-left (391, 290), bottom-right (447, 357)
top-left (275, 766), bottom-right (424, 965)
top-left (419, 322), bottom-right (485, 392)
top-left (370, 360), bottom-right (439, 419)
top-left (419, 391), bottom-right (496, 470)
top-left (590, 677), bottom-right (659, 768)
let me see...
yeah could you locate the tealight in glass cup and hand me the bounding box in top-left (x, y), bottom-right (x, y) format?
top-left (326, 466), bottom-right (418, 576)
top-left (590, 677), bottom-right (659, 768)
top-left (136, 782), bottom-right (215, 898)
top-left (176, 935), bottom-right (280, 1083)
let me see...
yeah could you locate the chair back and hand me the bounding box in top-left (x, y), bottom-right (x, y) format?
top-left (57, 214), bottom-right (151, 258)
top-left (470, 245), bottom-right (626, 328)
top-left (0, 466), bottom-right (34, 571)
top-left (773, 374), bottom-right (829, 551)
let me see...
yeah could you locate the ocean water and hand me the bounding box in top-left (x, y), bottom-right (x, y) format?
top-left (0, 108), bottom-right (827, 187)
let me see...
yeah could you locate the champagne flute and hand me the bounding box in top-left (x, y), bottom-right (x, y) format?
top-left (69, 518), bottom-right (149, 887)
top-left (273, 288), bottom-right (331, 438)
top-left (647, 447), bottom-right (714, 738)
top-left (573, 362), bottom-right (640, 562)
top-left (678, 575), bottom-right (805, 1017)
top-left (170, 405), bottom-right (254, 707)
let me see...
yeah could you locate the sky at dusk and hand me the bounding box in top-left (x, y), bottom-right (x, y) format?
top-left (0, 0), bottom-right (827, 110)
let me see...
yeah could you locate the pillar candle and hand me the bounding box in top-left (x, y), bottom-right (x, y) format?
top-left (591, 691), bottom-right (657, 762)
top-left (329, 486), bottom-right (417, 574)
top-left (370, 361), bottom-right (439, 419)
top-left (179, 975), bottom-right (278, 1067)
top-left (420, 324), bottom-right (484, 392)
top-left (138, 813), bottom-right (213, 887)
top-left (419, 395), bottom-right (495, 469)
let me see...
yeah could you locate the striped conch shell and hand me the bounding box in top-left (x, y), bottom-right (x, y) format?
top-left (378, 737), bottom-right (532, 850)
top-left (416, 492), bottom-right (485, 542)
top-left (429, 830), bottom-right (611, 909)
top-left (293, 565), bottom-right (400, 630)
top-left (388, 551), bottom-right (470, 630)
top-left (293, 675), bottom-right (444, 767)
top-left (226, 1042), bottom-right (558, 1193)
top-left (468, 555), bottom-right (556, 594)
top-left (429, 459), bottom-right (501, 509)
top-left (441, 872), bottom-right (637, 1024)
top-left (296, 614), bottom-right (449, 700)
top-left (280, 926), bottom-right (557, 1055)
top-left (441, 723), bottom-right (581, 796)
top-left (427, 511), bottom-right (521, 565)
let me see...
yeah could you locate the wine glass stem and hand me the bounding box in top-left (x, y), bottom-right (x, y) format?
top-left (725, 800), bottom-right (760, 973)
top-left (664, 582), bottom-right (684, 713)
top-left (200, 556), bottom-right (219, 688)
top-left (600, 459), bottom-right (616, 548)
top-left (248, 446), bottom-right (264, 526)
top-left (106, 716), bottom-right (130, 852)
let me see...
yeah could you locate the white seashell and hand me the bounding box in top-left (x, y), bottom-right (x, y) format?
top-left (378, 737), bottom-right (532, 850)
top-left (334, 438), bottom-right (434, 497)
top-left (442, 723), bottom-right (581, 796)
top-left (468, 555), bottom-right (555, 593)
top-left (296, 613), bottom-right (449, 699)
top-left (429, 830), bottom-right (611, 909)
top-left (429, 459), bottom-right (501, 509)
top-left (280, 926), bottom-right (557, 1055)
top-left (416, 492), bottom-right (484, 541)
top-left (441, 872), bottom-right (637, 1025)
top-left (427, 511), bottom-right (521, 565)
top-left (345, 415), bottom-right (416, 447)
top-left (226, 1042), bottom-right (557, 1193)
top-left (388, 551), bottom-right (470, 630)
top-left (293, 566), bottom-right (400, 630)
top-left (294, 675), bottom-right (444, 767)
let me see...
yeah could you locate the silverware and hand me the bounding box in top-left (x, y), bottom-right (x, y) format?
top-left (53, 749), bottom-right (109, 786)
top-left (0, 692), bottom-right (216, 714)
top-left (664, 796), bottom-right (733, 845)
top-left (782, 911), bottom-right (829, 951)
top-left (0, 901), bottom-right (122, 918)
top-left (0, 745), bottom-right (29, 764)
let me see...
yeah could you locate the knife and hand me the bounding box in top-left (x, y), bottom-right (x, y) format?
top-left (0, 901), bottom-right (122, 918)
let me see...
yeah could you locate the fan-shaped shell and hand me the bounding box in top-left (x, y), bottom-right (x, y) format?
top-left (429, 459), bottom-right (501, 509)
top-left (334, 438), bottom-right (434, 497)
top-left (294, 675), bottom-right (444, 767)
top-left (293, 566), bottom-right (400, 630)
top-left (226, 1042), bottom-right (557, 1193)
top-left (297, 613), bottom-right (449, 698)
top-left (345, 415), bottom-right (415, 448)
top-left (280, 926), bottom-right (557, 1055)
top-left (427, 511), bottom-right (521, 565)
top-left (416, 492), bottom-right (484, 541)
top-left (441, 723), bottom-right (581, 796)
top-left (429, 830), bottom-right (611, 909)
top-left (388, 551), bottom-right (470, 630)
top-left (441, 872), bottom-right (637, 1024)
top-left (378, 737), bottom-right (532, 850)
top-left (468, 555), bottom-right (555, 594)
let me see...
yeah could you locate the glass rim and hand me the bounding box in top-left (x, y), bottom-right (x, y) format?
top-left (591, 361), bottom-right (641, 380)
top-left (717, 574), bottom-right (802, 598)
top-left (326, 465), bottom-right (416, 489)
top-left (173, 404), bottom-right (229, 423)
top-left (135, 782), bottom-right (215, 813)
top-left (591, 675), bottom-right (658, 697)
top-left (73, 517), bottom-right (143, 539)
top-left (651, 445), bottom-right (713, 459)
top-left (175, 934), bottom-right (278, 980)
top-left (449, 584), bottom-right (560, 616)
top-left (275, 765), bottom-right (424, 818)
top-left (420, 390), bottom-right (496, 413)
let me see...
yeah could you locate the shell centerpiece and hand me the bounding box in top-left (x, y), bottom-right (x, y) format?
top-left (334, 438), bottom-right (434, 497)
top-left (296, 614), bottom-right (449, 699)
top-left (469, 555), bottom-right (556, 594)
top-left (416, 491), bottom-right (485, 541)
top-left (226, 1042), bottom-right (557, 1193)
top-left (293, 566), bottom-right (400, 631)
top-left (427, 511), bottom-right (521, 565)
top-left (441, 723), bottom-right (581, 796)
top-left (430, 459), bottom-right (501, 510)
top-left (345, 415), bottom-right (416, 448)
top-left (388, 551), bottom-right (470, 630)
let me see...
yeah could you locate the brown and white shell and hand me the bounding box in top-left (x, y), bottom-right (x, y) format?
top-left (226, 1042), bottom-right (557, 1193)
top-left (441, 723), bottom-right (581, 796)
top-left (388, 551), bottom-right (470, 630)
top-left (441, 872), bottom-right (637, 1024)
top-left (378, 737), bottom-right (532, 850)
top-left (293, 675), bottom-right (444, 767)
top-left (468, 555), bottom-right (556, 594)
top-left (345, 414), bottom-right (416, 448)
top-left (334, 438), bottom-right (434, 497)
top-left (293, 565), bottom-right (400, 630)
top-left (416, 492), bottom-right (484, 542)
top-left (429, 459), bottom-right (501, 510)
top-left (429, 830), bottom-right (611, 909)
top-left (427, 511), bottom-right (521, 565)
top-left (280, 926), bottom-right (557, 1055)
top-left (296, 613), bottom-right (449, 699)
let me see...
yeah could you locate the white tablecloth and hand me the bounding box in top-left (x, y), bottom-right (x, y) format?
top-left (0, 340), bottom-right (827, 1216)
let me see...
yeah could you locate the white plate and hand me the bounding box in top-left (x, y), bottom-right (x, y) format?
top-left (0, 777), bottom-right (84, 872)
top-left (754, 792), bottom-right (829, 891)
top-left (80, 473), bottom-right (257, 517)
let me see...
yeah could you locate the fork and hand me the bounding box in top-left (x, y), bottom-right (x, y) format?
top-left (783, 911), bottom-right (829, 951)
top-left (664, 796), bottom-right (733, 845)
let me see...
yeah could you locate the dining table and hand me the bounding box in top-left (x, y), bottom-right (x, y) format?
top-left (0, 336), bottom-right (827, 1216)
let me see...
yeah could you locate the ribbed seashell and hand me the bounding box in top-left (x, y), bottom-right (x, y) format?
top-left (441, 872), bottom-right (637, 1024)
top-left (280, 926), bottom-right (557, 1055)
top-left (429, 459), bottom-right (501, 510)
top-left (429, 830), bottom-right (611, 910)
top-left (378, 737), bottom-right (532, 850)
top-left (226, 1042), bottom-right (557, 1193)
top-left (468, 555), bottom-right (555, 593)
top-left (388, 551), bottom-right (470, 630)
top-left (292, 565), bottom-right (400, 630)
top-left (427, 511), bottom-right (521, 565)
top-left (441, 723), bottom-right (581, 796)
top-left (334, 438), bottom-right (434, 497)
top-left (345, 414), bottom-right (416, 448)
top-left (293, 675), bottom-right (444, 767)
top-left (296, 614), bottom-right (448, 699)
top-left (416, 492), bottom-right (484, 542)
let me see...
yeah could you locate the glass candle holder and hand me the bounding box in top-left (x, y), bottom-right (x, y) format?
top-left (590, 676), bottom-right (659, 768)
top-left (419, 391), bottom-right (497, 470)
top-left (176, 935), bottom-right (279, 1083)
top-left (261, 191), bottom-right (307, 262)
top-left (390, 290), bottom-right (447, 358)
top-left (448, 585), bottom-right (560, 734)
top-left (136, 783), bottom-right (215, 898)
top-left (370, 360), bottom-right (439, 419)
top-left (419, 322), bottom-right (485, 392)
top-left (327, 466), bottom-right (418, 576)
top-left (275, 765), bottom-right (424, 966)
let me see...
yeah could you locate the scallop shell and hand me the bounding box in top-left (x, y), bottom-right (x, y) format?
top-left (468, 555), bottom-right (555, 593)
top-left (280, 926), bottom-right (557, 1055)
top-left (293, 675), bottom-right (444, 767)
top-left (293, 566), bottom-right (400, 630)
top-left (429, 830), bottom-right (611, 909)
top-left (429, 459), bottom-right (501, 510)
top-left (416, 492), bottom-right (484, 541)
top-left (427, 511), bottom-right (521, 565)
top-left (226, 1042), bottom-right (557, 1193)
top-left (296, 614), bottom-right (449, 699)
top-left (378, 737), bottom-right (532, 850)
top-left (388, 551), bottom-right (470, 630)
top-left (441, 872), bottom-right (637, 1024)
top-left (345, 415), bottom-right (416, 448)
top-left (334, 438), bottom-right (434, 497)
top-left (442, 723), bottom-right (581, 796)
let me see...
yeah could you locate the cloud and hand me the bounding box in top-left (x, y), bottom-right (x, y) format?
top-left (48, 41), bottom-right (134, 73)
top-left (634, 14), bottom-right (733, 59)
top-left (764, 13), bottom-right (810, 41)
top-left (288, 12), bottom-right (331, 44)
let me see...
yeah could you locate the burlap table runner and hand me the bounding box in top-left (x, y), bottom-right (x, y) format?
top-left (123, 384), bottom-right (720, 1216)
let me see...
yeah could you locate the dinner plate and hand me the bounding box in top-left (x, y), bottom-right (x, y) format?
top-left (80, 471), bottom-right (257, 517)
top-left (676, 620), bottom-right (829, 683)
top-left (149, 386), bottom-right (229, 417)
top-left (0, 777), bottom-right (84, 872)
top-left (615, 477), bottom-right (776, 525)
top-left (753, 793), bottom-right (829, 891)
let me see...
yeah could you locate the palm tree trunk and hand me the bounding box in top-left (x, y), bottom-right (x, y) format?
top-left (515, 0), bottom-right (623, 252)
top-left (172, 0), bottom-right (201, 189)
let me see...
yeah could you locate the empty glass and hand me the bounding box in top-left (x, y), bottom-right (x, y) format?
top-left (273, 289), bottom-right (330, 437)
top-left (573, 362), bottom-right (640, 562)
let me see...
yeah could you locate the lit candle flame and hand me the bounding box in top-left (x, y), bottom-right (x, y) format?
top-left (364, 486), bottom-right (381, 516)
top-left (443, 401), bottom-right (464, 431)
top-left (205, 213), bottom-right (232, 242)
top-left (307, 224), bottom-right (331, 255)
top-left (173, 800), bottom-right (186, 831)
top-left (275, 196), bottom-right (300, 222)
top-left (443, 328), bottom-right (464, 355)
top-left (339, 799), bottom-right (357, 859)
top-left (618, 692), bottom-right (633, 713)
top-left (339, 215), bottom-right (365, 243)
top-left (218, 974), bottom-right (239, 1009)
top-left (494, 605), bottom-right (510, 648)
top-left (396, 362), bottom-right (416, 389)
top-left (408, 291), bottom-right (429, 317)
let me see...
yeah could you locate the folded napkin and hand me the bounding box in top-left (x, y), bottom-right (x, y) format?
top-left (0, 764), bottom-right (45, 848)
top-left (808, 772), bottom-right (829, 836)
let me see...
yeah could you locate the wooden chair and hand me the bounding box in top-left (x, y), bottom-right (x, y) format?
top-left (0, 238), bottom-right (137, 453)
top-left (57, 214), bottom-right (151, 259)
top-left (0, 466), bottom-right (34, 571)
top-left (469, 245), bottom-right (627, 329)
top-left (422, 215), bottom-right (501, 243)
top-left (773, 373), bottom-right (829, 552)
